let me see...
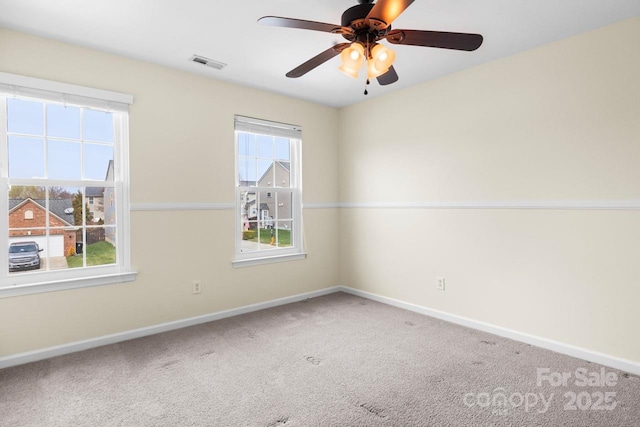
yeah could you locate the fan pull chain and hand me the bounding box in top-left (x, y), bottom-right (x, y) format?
top-left (364, 79), bottom-right (370, 95)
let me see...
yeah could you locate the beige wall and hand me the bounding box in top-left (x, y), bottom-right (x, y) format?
top-left (339, 17), bottom-right (640, 362)
top-left (0, 28), bottom-right (340, 356)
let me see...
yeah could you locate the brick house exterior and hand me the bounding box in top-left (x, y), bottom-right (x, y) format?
top-left (9, 199), bottom-right (77, 256)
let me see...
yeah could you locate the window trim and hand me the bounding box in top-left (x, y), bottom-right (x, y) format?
top-left (233, 116), bottom-right (305, 266)
top-left (0, 73), bottom-right (136, 298)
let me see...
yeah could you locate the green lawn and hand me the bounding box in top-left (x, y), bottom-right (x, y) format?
top-left (245, 228), bottom-right (291, 247)
top-left (66, 241), bottom-right (116, 268)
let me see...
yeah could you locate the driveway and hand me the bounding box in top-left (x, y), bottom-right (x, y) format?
top-left (41, 256), bottom-right (68, 270)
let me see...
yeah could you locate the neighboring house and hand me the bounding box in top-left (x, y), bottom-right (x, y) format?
top-left (103, 160), bottom-right (116, 244)
top-left (86, 187), bottom-right (104, 222)
top-left (239, 161), bottom-right (292, 230)
top-left (8, 198), bottom-right (77, 258)
top-left (257, 161), bottom-right (291, 227)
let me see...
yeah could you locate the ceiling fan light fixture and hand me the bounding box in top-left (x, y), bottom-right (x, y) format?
top-left (259, 0), bottom-right (483, 91)
top-left (367, 61), bottom-right (385, 79)
top-left (339, 64), bottom-right (360, 78)
top-left (367, 43), bottom-right (396, 78)
top-left (339, 43), bottom-right (364, 78)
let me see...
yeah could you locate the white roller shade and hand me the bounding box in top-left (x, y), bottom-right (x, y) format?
top-left (0, 72), bottom-right (133, 112)
top-left (235, 115), bottom-right (301, 139)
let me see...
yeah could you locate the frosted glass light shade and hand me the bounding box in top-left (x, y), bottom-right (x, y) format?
top-left (339, 43), bottom-right (365, 78)
top-left (367, 44), bottom-right (396, 79)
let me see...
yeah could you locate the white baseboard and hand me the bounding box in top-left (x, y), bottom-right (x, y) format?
top-left (0, 286), bottom-right (341, 370)
top-left (337, 286), bottom-right (640, 376)
top-left (3, 285), bottom-right (639, 376)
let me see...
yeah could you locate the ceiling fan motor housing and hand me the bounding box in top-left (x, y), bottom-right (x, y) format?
top-left (341, 3), bottom-right (389, 49)
top-left (341, 4), bottom-right (374, 28)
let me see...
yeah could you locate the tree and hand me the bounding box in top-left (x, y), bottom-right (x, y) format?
top-left (72, 191), bottom-right (93, 225)
top-left (8, 186), bottom-right (45, 199)
top-left (9, 185), bottom-right (73, 199)
top-left (49, 186), bottom-right (73, 199)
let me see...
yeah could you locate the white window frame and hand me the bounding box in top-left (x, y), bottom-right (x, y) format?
top-left (233, 115), bottom-right (305, 267)
top-left (0, 72), bottom-right (136, 297)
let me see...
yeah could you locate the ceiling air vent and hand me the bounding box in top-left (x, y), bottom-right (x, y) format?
top-left (191, 55), bottom-right (227, 70)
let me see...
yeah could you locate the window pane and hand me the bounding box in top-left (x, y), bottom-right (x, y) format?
top-left (8, 186), bottom-right (45, 273)
top-left (240, 190), bottom-right (258, 253)
top-left (7, 98), bottom-right (44, 135)
top-left (238, 157), bottom-right (257, 186)
top-left (48, 139), bottom-right (81, 180)
top-left (46, 227), bottom-right (77, 270)
top-left (104, 225), bottom-right (116, 247)
top-left (240, 190), bottom-right (257, 223)
top-left (86, 187), bottom-right (105, 224)
top-left (8, 136), bottom-right (45, 179)
top-left (274, 161), bottom-right (290, 188)
top-left (8, 230), bottom-right (45, 274)
top-left (49, 186), bottom-right (81, 269)
top-left (84, 227), bottom-right (116, 266)
top-left (258, 191), bottom-right (273, 229)
top-left (84, 143), bottom-right (114, 181)
top-left (83, 110), bottom-right (114, 142)
top-left (103, 187), bottom-right (116, 226)
top-left (238, 133), bottom-right (255, 156)
top-left (47, 104), bottom-right (81, 139)
top-left (275, 221), bottom-right (292, 248)
top-left (256, 135), bottom-right (273, 158)
top-left (257, 159), bottom-right (273, 186)
top-left (49, 186), bottom-right (82, 226)
top-left (275, 138), bottom-right (290, 161)
top-left (9, 185), bottom-right (46, 201)
top-left (276, 192), bottom-right (293, 220)
top-left (240, 225), bottom-right (279, 252)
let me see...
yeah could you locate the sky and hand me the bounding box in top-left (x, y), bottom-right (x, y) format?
top-left (7, 98), bottom-right (114, 182)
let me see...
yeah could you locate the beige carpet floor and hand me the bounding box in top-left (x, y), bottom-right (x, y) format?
top-left (1, 292), bottom-right (639, 426)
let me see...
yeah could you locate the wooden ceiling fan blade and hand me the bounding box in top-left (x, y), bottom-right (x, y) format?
top-left (366, 0), bottom-right (415, 29)
top-left (376, 66), bottom-right (398, 86)
top-left (386, 29), bottom-right (483, 51)
top-left (258, 16), bottom-right (343, 33)
top-left (286, 44), bottom-right (351, 78)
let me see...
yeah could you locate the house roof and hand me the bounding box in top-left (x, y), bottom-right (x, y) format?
top-left (257, 161), bottom-right (291, 184)
top-left (104, 160), bottom-right (114, 181)
top-left (278, 161), bottom-right (290, 172)
top-left (9, 198), bottom-right (76, 226)
top-left (86, 187), bottom-right (104, 197)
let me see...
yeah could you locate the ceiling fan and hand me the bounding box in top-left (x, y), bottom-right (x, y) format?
top-left (258, 0), bottom-right (483, 92)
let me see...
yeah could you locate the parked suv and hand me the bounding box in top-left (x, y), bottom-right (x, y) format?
top-left (8, 241), bottom-right (43, 272)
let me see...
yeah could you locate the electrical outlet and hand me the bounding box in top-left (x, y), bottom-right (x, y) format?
top-left (437, 277), bottom-right (446, 291)
top-left (192, 280), bottom-right (202, 294)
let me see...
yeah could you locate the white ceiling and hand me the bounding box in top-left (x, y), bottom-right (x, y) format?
top-left (1, 0), bottom-right (639, 108)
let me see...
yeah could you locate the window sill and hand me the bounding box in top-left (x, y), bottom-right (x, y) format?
top-left (0, 271), bottom-right (137, 298)
top-left (232, 252), bottom-right (307, 268)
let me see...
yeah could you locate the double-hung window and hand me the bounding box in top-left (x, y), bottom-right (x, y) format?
top-left (234, 116), bottom-right (304, 266)
top-left (0, 72), bottom-right (136, 296)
